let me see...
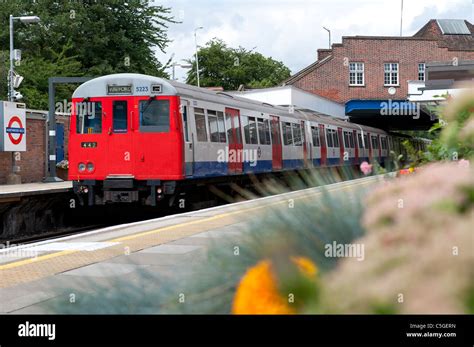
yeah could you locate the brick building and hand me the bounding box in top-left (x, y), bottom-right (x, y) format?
top-left (0, 112), bottom-right (70, 184)
top-left (284, 19), bottom-right (474, 104)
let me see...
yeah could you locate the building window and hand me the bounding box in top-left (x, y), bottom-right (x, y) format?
top-left (418, 63), bottom-right (425, 81)
top-left (384, 63), bottom-right (399, 86)
top-left (349, 62), bottom-right (364, 86)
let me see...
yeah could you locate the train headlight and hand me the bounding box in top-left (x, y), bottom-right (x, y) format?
top-left (78, 163), bottom-right (86, 172)
top-left (87, 162), bottom-right (95, 172)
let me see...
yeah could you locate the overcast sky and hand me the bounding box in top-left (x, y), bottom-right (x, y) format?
top-left (154, 0), bottom-right (474, 81)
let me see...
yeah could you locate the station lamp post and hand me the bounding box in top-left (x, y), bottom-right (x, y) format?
top-left (7, 15), bottom-right (40, 184)
top-left (9, 15), bottom-right (41, 101)
top-left (194, 26), bottom-right (204, 87)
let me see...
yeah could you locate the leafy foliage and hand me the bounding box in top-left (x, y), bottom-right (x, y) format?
top-left (186, 39), bottom-right (291, 90)
top-left (0, 0), bottom-right (176, 108)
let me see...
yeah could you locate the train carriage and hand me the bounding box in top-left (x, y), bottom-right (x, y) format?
top-left (69, 73), bottom-right (397, 206)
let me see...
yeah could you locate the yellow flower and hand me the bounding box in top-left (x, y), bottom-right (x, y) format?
top-left (232, 257), bottom-right (317, 314)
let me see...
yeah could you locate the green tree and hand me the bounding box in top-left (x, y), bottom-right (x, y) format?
top-left (0, 0), bottom-right (176, 109)
top-left (186, 39), bottom-right (291, 90)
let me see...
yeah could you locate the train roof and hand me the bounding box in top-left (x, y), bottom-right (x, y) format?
top-left (72, 73), bottom-right (386, 134)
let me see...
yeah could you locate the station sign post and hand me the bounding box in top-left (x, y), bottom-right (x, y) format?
top-left (1, 101), bottom-right (26, 184)
top-left (0, 101), bottom-right (26, 152)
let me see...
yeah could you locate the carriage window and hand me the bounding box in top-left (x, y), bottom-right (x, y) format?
top-left (241, 116), bottom-right (249, 144)
top-left (349, 133), bottom-right (354, 148)
top-left (182, 105), bottom-right (189, 142)
top-left (194, 108), bottom-right (208, 142)
top-left (343, 132), bottom-right (349, 148)
top-left (364, 134), bottom-right (369, 148)
top-left (207, 110), bottom-right (219, 143)
top-left (292, 123), bottom-right (302, 146)
top-left (113, 100), bottom-right (127, 133)
top-left (248, 117), bottom-right (258, 144)
top-left (257, 118), bottom-right (271, 145)
top-left (283, 122), bottom-right (293, 145)
top-left (326, 129), bottom-right (333, 147)
top-left (311, 126), bottom-right (320, 147)
top-left (76, 101), bottom-right (102, 134)
top-left (333, 130), bottom-right (339, 147)
top-left (139, 99), bottom-right (170, 132)
top-left (263, 119), bottom-right (271, 145)
top-left (217, 112), bottom-right (226, 143)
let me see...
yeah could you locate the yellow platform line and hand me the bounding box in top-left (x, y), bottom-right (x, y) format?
top-left (0, 179), bottom-right (375, 271)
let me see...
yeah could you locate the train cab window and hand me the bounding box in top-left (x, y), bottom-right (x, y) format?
top-left (349, 133), bottom-right (354, 148)
top-left (358, 134), bottom-right (363, 148)
top-left (326, 129), bottom-right (333, 147)
top-left (283, 122), bottom-right (293, 145)
top-left (292, 123), bottom-right (302, 146)
top-left (139, 99), bottom-right (170, 132)
top-left (257, 118), bottom-right (271, 145)
top-left (113, 100), bottom-right (128, 133)
top-left (194, 108), bottom-right (208, 142)
top-left (364, 134), bottom-right (369, 148)
top-left (76, 101), bottom-right (102, 134)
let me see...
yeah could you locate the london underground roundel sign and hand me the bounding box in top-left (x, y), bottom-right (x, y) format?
top-left (1, 101), bottom-right (27, 152)
top-left (7, 116), bottom-right (25, 145)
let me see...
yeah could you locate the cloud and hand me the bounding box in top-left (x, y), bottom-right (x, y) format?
top-left (154, 0), bottom-right (473, 81)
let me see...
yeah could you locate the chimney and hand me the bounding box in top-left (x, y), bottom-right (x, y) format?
top-left (317, 49), bottom-right (332, 61)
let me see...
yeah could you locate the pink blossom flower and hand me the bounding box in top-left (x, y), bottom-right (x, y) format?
top-left (458, 159), bottom-right (470, 169)
top-left (360, 161), bottom-right (372, 175)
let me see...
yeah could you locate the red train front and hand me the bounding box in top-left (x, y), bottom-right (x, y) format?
top-left (69, 73), bottom-right (184, 206)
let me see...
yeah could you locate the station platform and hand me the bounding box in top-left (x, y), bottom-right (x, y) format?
top-left (0, 175), bottom-right (389, 313)
top-left (0, 181), bottom-right (72, 202)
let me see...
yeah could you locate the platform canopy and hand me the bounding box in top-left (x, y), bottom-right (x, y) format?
top-left (345, 99), bottom-right (437, 131)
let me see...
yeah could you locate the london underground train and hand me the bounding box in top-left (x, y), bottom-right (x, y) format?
top-left (68, 73), bottom-right (416, 206)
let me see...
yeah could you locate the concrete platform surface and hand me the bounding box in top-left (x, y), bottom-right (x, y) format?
top-left (0, 175), bottom-right (388, 314)
top-left (0, 181), bottom-right (72, 198)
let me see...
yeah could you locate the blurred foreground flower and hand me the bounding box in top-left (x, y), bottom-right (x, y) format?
top-left (232, 257), bottom-right (317, 314)
top-left (360, 161), bottom-right (372, 175)
top-left (320, 162), bottom-right (474, 313)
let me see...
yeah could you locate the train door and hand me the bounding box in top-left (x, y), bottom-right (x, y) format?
top-left (181, 99), bottom-right (193, 176)
top-left (319, 124), bottom-right (327, 166)
top-left (301, 121), bottom-right (308, 168)
top-left (338, 127), bottom-right (344, 165)
top-left (271, 116), bottom-right (282, 170)
top-left (105, 98), bottom-right (134, 175)
top-left (353, 130), bottom-right (359, 164)
top-left (226, 108), bottom-right (243, 174)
